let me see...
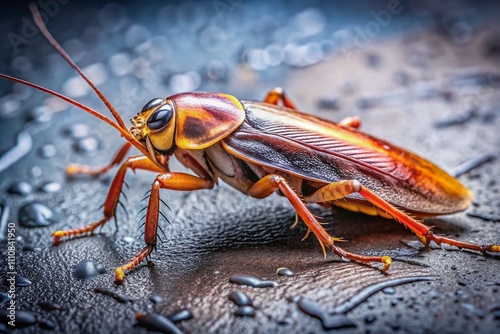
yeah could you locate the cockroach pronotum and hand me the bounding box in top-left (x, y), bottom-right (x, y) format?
top-left (1, 5), bottom-right (498, 283)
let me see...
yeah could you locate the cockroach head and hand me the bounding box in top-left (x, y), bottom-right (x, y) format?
top-left (130, 98), bottom-right (176, 154)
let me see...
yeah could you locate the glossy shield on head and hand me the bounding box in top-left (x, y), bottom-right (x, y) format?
top-left (169, 92), bottom-right (246, 149)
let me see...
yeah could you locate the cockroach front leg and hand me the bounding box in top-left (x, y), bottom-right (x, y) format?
top-left (66, 142), bottom-right (132, 176)
top-left (248, 175), bottom-right (392, 272)
top-left (306, 180), bottom-right (500, 256)
top-left (52, 155), bottom-right (165, 243)
top-left (115, 172), bottom-right (214, 282)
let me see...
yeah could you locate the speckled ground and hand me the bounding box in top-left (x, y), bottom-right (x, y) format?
top-left (0, 1), bottom-right (499, 333)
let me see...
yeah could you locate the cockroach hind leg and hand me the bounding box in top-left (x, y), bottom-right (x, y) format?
top-left (381, 256), bottom-right (392, 273)
top-left (114, 245), bottom-right (154, 283)
top-left (248, 175), bottom-right (392, 272)
top-left (416, 231), bottom-right (500, 255)
top-left (327, 239), bottom-right (393, 273)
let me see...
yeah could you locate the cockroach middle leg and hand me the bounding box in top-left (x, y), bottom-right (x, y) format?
top-left (263, 87), bottom-right (298, 109)
top-left (115, 172), bottom-right (214, 282)
top-left (66, 142), bottom-right (132, 176)
top-left (339, 116), bottom-right (361, 129)
top-left (307, 180), bottom-right (500, 255)
top-left (264, 88), bottom-right (361, 128)
top-left (248, 174), bottom-right (392, 272)
top-left (53, 155), bottom-right (165, 243)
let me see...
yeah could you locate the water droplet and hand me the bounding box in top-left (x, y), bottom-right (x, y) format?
top-left (234, 306), bottom-right (256, 317)
top-left (461, 303), bottom-right (485, 318)
top-left (331, 276), bottom-right (434, 314)
top-left (62, 123), bottom-right (90, 139)
top-left (298, 298), bottom-right (355, 330)
top-left (276, 267), bottom-right (294, 277)
top-left (73, 260), bottom-right (106, 280)
top-left (38, 319), bottom-right (56, 330)
top-left (14, 275), bottom-right (31, 287)
top-left (38, 301), bottom-right (61, 311)
top-left (18, 202), bottom-right (60, 228)
top-left (0, 310), bottom-right (36, 327)
top-left (382, 287), bottom-right (395, 295)
top-left (123, 236), bottom-right (135, 243)
top-left (39, 182), bottom-right (62, 194)
top-left (38, 144), bottom-right (57, 159)
top-left (228, 291), bottom-right (252, 306)
top-left (7, 181), bottom-right (33, 196)
top-left (135, 312), bottom-right (183, 334)
top-left (149, 294), bottom-right (163, 304)
top-left (317, 97), bottom-right (339, 110)
top-left (0, 292), bottom-right (11, 305)
top-left (364, 314), bottom-right (377, 324)
top-left (277, 317), bottom-right (293, 326)
top-left (94, 287), bottom-right (133, 303)
top-left (74, 137), bottom-right (100, 154)
top-left (229, 275), bottom-right (278, 288)
top-left (167, 309), bottom-right (193, 323)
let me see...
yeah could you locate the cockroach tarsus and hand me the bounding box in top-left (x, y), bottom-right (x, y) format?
top-left (1, 4), bottom-right (499, 283)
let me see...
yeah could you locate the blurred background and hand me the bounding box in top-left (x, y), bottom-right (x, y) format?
top-left (0, 0), bottom-right (499, 333)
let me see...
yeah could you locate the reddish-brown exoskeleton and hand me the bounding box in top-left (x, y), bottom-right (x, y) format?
top-left (1, 4), bottom-right (498, 283)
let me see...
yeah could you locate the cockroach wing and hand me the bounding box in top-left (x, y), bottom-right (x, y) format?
top-left (222, 101), bottom-right (472, 216)
top-left (170, 93), bottom-right (246, 150)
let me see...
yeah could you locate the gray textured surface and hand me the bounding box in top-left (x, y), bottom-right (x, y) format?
top-left (0, 1), bottom-right (499, 333)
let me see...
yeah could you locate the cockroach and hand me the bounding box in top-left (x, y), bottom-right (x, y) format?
top-left (1, 5), bottom-right (498, 283)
